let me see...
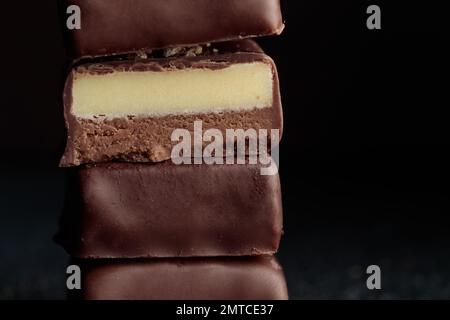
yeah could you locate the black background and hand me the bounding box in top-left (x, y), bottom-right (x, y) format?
top-left (0, 1), bottom-right (449, 299)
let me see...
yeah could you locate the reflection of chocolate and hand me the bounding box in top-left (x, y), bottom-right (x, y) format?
top-left (56, 161), bottom-right (283, 258)
top-left (74, 256), bottom-right (288, 300)
top-left (60, 41), bottom-right (283, 167)
top-left (60, 0), bottom-right (284, 59)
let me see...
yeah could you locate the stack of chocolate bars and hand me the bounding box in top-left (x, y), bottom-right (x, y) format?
top-left (56, 0), bottom-right (287, 300)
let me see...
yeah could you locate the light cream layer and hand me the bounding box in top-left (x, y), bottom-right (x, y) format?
top-left (71, 62), bottom-right (274, 118)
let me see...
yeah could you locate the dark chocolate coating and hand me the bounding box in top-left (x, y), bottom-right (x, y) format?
top-left (56, 161), bottom-right (283, 258)
top-left (60, 0), bottom-right (284, 59)
top-left (75, 256), bottom-right (288, 300)
top-left (60, 40), bottom-right (283, 167)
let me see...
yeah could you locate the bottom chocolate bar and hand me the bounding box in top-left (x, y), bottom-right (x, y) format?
top-left (56, 161), bottom-right (283, 258)
top-left (72, 256), bottom-right (288, 300)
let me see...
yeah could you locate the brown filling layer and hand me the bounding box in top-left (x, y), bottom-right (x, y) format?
top-left (61, 108), bottom-right (277, 166)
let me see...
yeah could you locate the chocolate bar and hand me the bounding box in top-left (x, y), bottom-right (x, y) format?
top-left (60, 0), bottom-right (284, 59)
top-left (56, 161), bottom-right (283, 258)
top-left (74, 257), bottom-right (288, 300)
top-left (60, 40), bottom-right (283, 167)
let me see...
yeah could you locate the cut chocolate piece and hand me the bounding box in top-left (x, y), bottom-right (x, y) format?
top-left (60, 0), bottom-right (284, 59)
top-left (74, 257), bottom-right (288, 300)
top-left (60, 40), bottom-right (283, 167)
top-left (56, 161), bottom-right (283, 258)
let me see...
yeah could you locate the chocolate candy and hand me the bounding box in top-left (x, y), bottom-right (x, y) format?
top-left (60, 40), bottom-right (283, 167)
top-left (56, 161), bottom-right (283, 258)
top-left (74, 256), bottom-right (288, 300)
top-left (60, 0), bottom-right (284, 59)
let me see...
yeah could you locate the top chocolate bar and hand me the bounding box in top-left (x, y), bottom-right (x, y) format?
top-left (61, 0), bottom-right (284, 59)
